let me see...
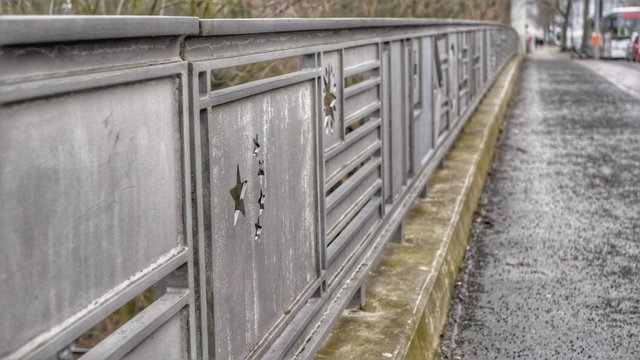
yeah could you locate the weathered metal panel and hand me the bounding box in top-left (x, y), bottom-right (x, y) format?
top-left (0, 76), bottom-right (187, 357)
top-left (207, 81), bottom-right (319, 359)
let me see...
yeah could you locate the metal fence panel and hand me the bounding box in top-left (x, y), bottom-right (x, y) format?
top-left (0, 18), bottom-right (199, 360)
top-left (0, 16), bottom-right (518, 360)
top-left (206, 79), bottom-right (320, 360)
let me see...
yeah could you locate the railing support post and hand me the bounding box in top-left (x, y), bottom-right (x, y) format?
top-left (419, 181), bottom-right (429, 200)
top-left (348, 285), bottom-right (366, 309)
top-left (390, 223), bottom-right (404, 244)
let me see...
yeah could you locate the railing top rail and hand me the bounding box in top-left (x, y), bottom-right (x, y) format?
top-left (0, 15), bottom-right (514, 46)
top-left (0, 15), bottom-right (200, 46)
top-left (197, 18), bottom-right (512, 36)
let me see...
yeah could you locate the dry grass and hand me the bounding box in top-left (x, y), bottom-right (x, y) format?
top-left (0, 0), bottom-right (511, 23)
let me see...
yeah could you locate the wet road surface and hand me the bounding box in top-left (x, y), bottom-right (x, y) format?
top-left (439, 58), bottom-right (640, 359)
top-left (578, 59), bottom-right (640, 99)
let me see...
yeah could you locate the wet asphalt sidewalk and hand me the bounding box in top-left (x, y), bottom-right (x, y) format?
top-left (440, 57), bottom-right (640, 359)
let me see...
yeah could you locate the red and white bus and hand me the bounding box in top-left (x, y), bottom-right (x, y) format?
top-left (599, 7), bottom-right (640, 59)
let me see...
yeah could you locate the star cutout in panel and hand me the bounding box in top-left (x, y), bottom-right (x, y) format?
top-left (254, 217), bottom-right (263, 241)
top-left (258, 189), bottom-right (266, 214)
top-left (257, 160), bottom-right (265, 177)
top-left (229, 164), bottom-right (247, 226)
top-left (253, 133), bottom-right (261, 156)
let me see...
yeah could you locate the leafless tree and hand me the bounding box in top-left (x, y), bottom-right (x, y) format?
top-left (581, 0), bottom-right (590, 52)
top-left (536, 0), bottom-right (556, 41)
top-left (540, 0), bottom-right (573, 51)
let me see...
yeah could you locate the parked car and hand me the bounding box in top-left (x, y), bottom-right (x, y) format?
top-left (626, 32), bottom-right (640, 62)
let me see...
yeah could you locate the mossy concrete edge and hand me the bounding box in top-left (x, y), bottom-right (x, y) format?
top-left (316, 55), bottom-right (523, 360)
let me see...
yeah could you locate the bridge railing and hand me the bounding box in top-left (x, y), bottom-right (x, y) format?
top-left (0, 16), bottom-right (518, 360)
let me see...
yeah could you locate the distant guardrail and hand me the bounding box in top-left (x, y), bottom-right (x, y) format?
top-left (0, 16), bottom-right (518, 360)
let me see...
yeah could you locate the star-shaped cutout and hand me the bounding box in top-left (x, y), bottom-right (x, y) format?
top-left (323, 64), bottom-right (338, 135)
top-left (229, 164), bottom-right (247, 226)
top-left (253, 133), bottom-right (261, 157)
top-left (258, 189), bottom-right (266, 214)
top-left (257, 160), bottom-right (265, 177)
top-left (254, 217), bottom-right (263, 241)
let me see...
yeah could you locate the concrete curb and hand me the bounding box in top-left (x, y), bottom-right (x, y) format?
top-left (316, 55), bottom-right (523, 360)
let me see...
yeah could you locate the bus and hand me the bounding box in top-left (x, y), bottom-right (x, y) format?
top-left (599, 7), bottom-right (640, 59)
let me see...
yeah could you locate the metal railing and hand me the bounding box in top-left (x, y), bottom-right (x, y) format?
top-left (0, 16), bottom-right (518, 360)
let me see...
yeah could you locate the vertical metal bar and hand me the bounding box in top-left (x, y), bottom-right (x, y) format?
top-left (313, 53), bottom-right (327, 286)
top-left (403, 39), bottom-right (412, 180)
top-left (422, 36), bottom-right (434, 157)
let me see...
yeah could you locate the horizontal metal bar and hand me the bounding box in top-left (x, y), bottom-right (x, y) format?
top-left (206, 68), bottom-right (320, 107)
top-left (326, 157), bottom-right (382, 212)
top-left (344, 101), bottom-right (381, 127)
top-left (0, 15), bottom-right (199, 46)
top-left (325, 141), bottom-right (381, 189)
top-left (327, 179), bottom-right (383, 242)
top-left (81, 289), bottom-right (189, 360)
top-left (343, 61), bottom-right (380, 78)
top-left (185, 25), bottom-right (494, 64)
top-left (344, 78), bottom-right (380, 99)
top-left (198, 18), bottom-right (512, 36)
top-left (327, 195), bottom-right (383, 262)
top-left (193, 51), bottom-right (315, 71)
top-left (0, 62), bottom-right (186, 105)
top-left (262, 297), bottom-right (323, 359)
top-left (325, 117), bottom-right (381, 161)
